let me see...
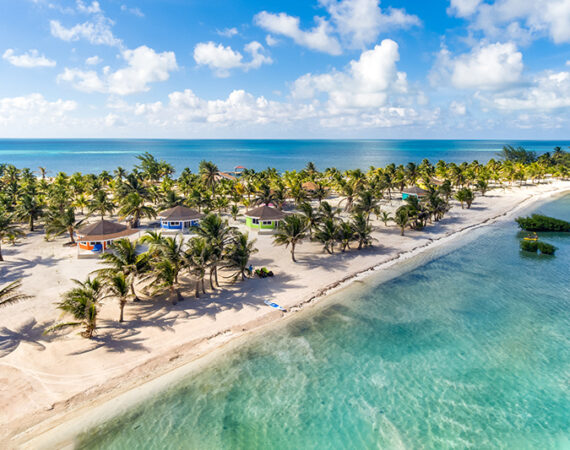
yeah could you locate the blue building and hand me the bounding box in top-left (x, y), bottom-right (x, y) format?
top-left (158, 205), bottom-right (203, 232)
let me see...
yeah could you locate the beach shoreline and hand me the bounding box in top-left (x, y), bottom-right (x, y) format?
top-left (5, 181), bottom-right (569, 449)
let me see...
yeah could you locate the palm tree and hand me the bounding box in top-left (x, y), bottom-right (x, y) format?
top-left (150, 259), bottom-right (183, 305)
top-left (16, 193), bottom-right (43, 231)
top-left (0, 209), bottom-right (24, 261)
top-left (254, 184), bottom-right (276, 206)
top-left (196, 213), bottom-right (234, 288)
top-left (336, 221), bottom-right (355, 252)
top-left (394, 207), bottom-right (410, 236)
top-left (45, 206), bottom-right (87, 244)
top-left (223, 232), bottom-right (258, 281)
top-left (315, 218), bottom-right (338, 254)
top-left (298, 202), bottom-right (319, 237)
top-left (105, 272), bottom-right (130, 322)
top-left (351, 212), bottom-right (373, 249)
top-left (38, 167), bottom-right (47, 179)
top-left (273, 214), bottom-right (307, 262)
top-left (118, 192), bottom-right (157, 228)
top-left (185, 236), bottom-right (212, 297)
top-left (0, 279), bottom-right (31, 307)
top-left (319, 201), bottom-right (341, 221)
top-left (455, 188), bottom-right (475, 209)
top-left (354, 190), bottom-right (380, 223)
top-left (89, 190), bottom-right (115, 219)
top-left (379, 211), bottom-right (393, 227)
top-left (48, 277), bottom-right (102, 338)
top-left (199, 160), bottom-right (220, 198)
top-left (98, 238), bottom-right (150, 302)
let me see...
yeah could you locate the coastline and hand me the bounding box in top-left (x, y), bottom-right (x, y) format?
top-left (4, 182), bottom-right (570, 448)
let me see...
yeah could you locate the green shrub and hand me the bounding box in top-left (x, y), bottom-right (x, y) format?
top-left (537, 242), bottom-right (556, 255)
top-left (520, 240), bottom-right (538, 252)
top-left (515, 214), bottom-right (570, 232)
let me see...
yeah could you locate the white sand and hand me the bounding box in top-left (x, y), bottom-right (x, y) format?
top-left (1, 181), bottom-right (569, 447)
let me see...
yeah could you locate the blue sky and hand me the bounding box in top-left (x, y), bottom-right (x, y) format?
top-left (1, 0), bottom-right (569, 139)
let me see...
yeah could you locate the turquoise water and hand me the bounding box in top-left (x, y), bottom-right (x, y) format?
top-left (80, 195), bottom-right (570, 449)
top-left (1, 139), bottom-right (568, 173)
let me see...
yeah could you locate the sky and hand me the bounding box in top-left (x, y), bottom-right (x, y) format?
top-left (1, 0), bottom-right (570, 139)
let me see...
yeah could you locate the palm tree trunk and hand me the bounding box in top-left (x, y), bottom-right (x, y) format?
top-left (195, 280), bottom-right (200, 298)
top-left (177, 289), bottom-right (183, 303)
top-left (130, 280), bottom-right (140, 302)
top-left (291, 243), bottom-right (296, 262)
top-left (68, 226), bottom-right (76, 244)
top-left (170, 286), bottom-right (177, 305)
top-left (201, 277), bottom-right (206, 293)
top-left (29, 216), bottom-right (34, 232)
top-left (119, 299), bottom-right (126, 322)
top-left (214, 266), bottom-right (220, 287)
top-left (0, 243), bottom-right (3, 261)
top-left (209, 268), bottom-right (216, 290)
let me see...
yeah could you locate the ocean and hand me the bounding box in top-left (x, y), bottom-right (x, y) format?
top-left (78, 194), bottom-right (570, 449)
top-left (1, 139), bottom-right (568, 174)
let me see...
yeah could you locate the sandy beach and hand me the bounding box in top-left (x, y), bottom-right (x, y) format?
top-left (1, 181), bottom-right (569, 448)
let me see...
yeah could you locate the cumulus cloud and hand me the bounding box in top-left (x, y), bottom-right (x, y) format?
top-left (0, 93), bottom-right (77, 127)
top-left (50, 1), bottom-right (121, 46)
top-left (217, 27), bottom-right (238, 37)
top-left (477, 69), bottom-right (570, 111)
top-left (85, 55), bottom-right (102, 65)
top-left (432, 42), bottom-right (523, 90)
top-left (193, 41), bottom-right (272, 77)
top-left (254, 11), bottom-right (342, 55)
top-left (121, 4), bottom-right (144, 17)
top-left (254, 0), bottom-right (419, 53)
top-left (292, 39), bottom-right (407, 108)
top-left (450, 100), bottom-right (467, 115)
top-left (448, 0), bottom-right (570, 44)
top-left (58, 45), bottom-right (177, 95)
top-left (320, 0), bottom-right (421, 48)
top-left (2, 49), bottom-right (56, 68)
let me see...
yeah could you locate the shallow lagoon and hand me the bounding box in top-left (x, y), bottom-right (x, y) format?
top-left (80, 195), bottom-right (570, 449)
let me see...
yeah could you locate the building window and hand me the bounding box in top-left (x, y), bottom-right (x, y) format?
top-left (252, 218), bottom-right (259, 224)
top-left (170, 221), bottom-right (180, 226)
top-left (262, 220), bottom-right (272, 225)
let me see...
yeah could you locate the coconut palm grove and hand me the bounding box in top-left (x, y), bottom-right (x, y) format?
top-left (0, 145), bottom-right (569, 338)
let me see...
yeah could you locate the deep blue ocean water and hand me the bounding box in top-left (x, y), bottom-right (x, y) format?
top-left (78, 194), bottom-right (570, 449)
top-left (1, 139), bottom-right (568, 174)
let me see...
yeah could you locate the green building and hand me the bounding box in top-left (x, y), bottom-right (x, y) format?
top-left (245, 205), bottom-right (285, 231)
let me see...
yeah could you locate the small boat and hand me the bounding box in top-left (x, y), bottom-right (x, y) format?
top-left (264, 300), bottom-right (286, 311)
top-left (523, 233), bottom-right (538, 241)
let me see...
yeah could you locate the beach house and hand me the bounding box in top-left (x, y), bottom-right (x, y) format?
top-left (402, 186), bottom-right (429, 200)
top-left (76, 219), bottom-right (139, 256)
top-left (158, 205), bottom-right (203, 232)
top-left (245, 205), bottom-right (285, 231)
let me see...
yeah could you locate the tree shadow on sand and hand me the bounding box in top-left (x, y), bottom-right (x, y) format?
top-left (0, 318), bottom-right (57, 357)
top-left (0, 254), bottom-right (63, 283)
top-left (66, 326), bottom-right (150, 356)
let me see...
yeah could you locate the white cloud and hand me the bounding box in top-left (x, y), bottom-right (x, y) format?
top-left (254, 11), bottom-right (342, 55)
top-left (450, 101), bottom-right (467, 115)
top-left (58, 45), bottom-right (178, 95)
top-left (193, 41), bottom-right (272, 77)
top-left (50, 1), bottom-right (121, 46)
top-left (320, 0), bottom-right (421, 48)
top-left (2, 49), bottom-right (56, 68)
top-left (447, 0), bottom-right (482, 17)
top-left (292, 39), bottom-right (407, 109)
top-left (448, 0), bottom-right (570, 44)
top-left (104, 113), bottom-right (126, 127)
top-left (217, 27), bottom-right (238, 37)
top-left (265, 35), bottom-right (279, 46)
top-left (121, 4), bottom-right (144, 17)
top-left (85, 55), bottom-right (102, 65)
top-left (432, 42), bottom-right (523, 90)
top-left (0, 93), bottom-right (77, 127)
top-left (76, 0), bottom-right (102, 14)
top-left (477, 69), bottom-right (570, 111)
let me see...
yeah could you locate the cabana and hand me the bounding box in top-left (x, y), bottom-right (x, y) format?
top-left (158, 205), bottom-right (203, 232)
top-left (76, 219), bottom-right (138, 256)
top-left (245, 205), bottom-right (285, 232)
top-left (402, 186), bottom-right (429, 200)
